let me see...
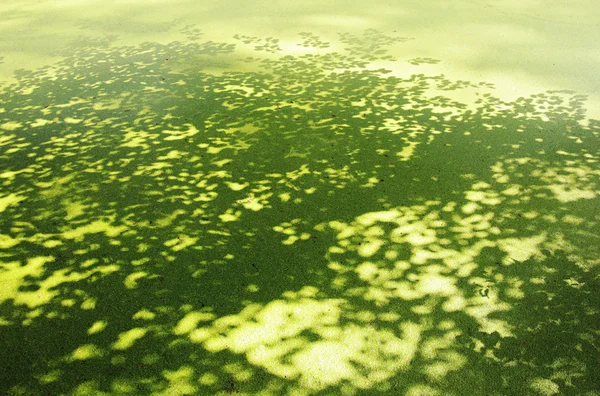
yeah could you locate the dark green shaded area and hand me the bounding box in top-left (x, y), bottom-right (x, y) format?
top-left (0, 29), bottom-right (599, 395)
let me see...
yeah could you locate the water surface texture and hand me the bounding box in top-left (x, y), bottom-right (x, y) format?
top-left (1, 1), bottom-right (599, 395)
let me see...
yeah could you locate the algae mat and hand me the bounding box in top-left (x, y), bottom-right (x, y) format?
top-left (1, 1), bottom-right (599, 395)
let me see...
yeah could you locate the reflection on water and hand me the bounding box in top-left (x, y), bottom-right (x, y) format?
top-left (1, 3), bottom-right (599, 395)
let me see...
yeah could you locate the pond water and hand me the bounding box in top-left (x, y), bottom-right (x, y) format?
top-left (1, 1), bottom-right (599, 395)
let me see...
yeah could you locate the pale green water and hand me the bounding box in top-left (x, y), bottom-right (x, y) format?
top-left (1, 1), bottom-right (599, 395)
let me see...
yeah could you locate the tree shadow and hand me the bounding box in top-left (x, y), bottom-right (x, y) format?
top-left (0, 27), bottom-right (598, 395)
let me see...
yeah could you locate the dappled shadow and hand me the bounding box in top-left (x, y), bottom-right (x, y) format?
top-left (0, 27), bottom-right (599, 395)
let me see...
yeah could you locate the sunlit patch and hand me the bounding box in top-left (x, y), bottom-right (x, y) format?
top-left (0, 234), bottom-right (19, 249)
top-left (61, 298), bottom-right (77, 308)
top-left (173, 311), bottom-right (216, 335)
top-left (406, 384), bottom-right (441, 396)
top-left (70, 344), bottom-right (105, 361)
top-left (238, 198), bottom-right (262, 211)
top-left (278, 192), bottom-right (291, 202)
top-left (1, 121), bottom-right (23, 130)
top-left (0, 134), bottom-right (16, 150)
top-left (157, 150), bottom-right (186, 160)
top-left (87, 320), bottom-right (107, 335)
top-left (160, 366), bottom-right (197, 395)
top-left (64, 117), bottom-right (83, 124)
top-left (461, 201), bottom-right (479, 214)
top-left (164, 235), bottom-right (199, 251)
top-left (0, 193), bottom-right (27, 213)
top-left (442, 295), bottom-right (467, 311)
top-left (111, 327), bottom-right (148, 350)
top-left (423, 350), bottom-right (467, 380)
top-left (416, 274), bottom-right (457, 296)
top-left (226, 181), bottom-right (249, 191)
top-left (62, 219), bottom-right (128, 241)
top-left (397, 141), bottom-right (420, 161)
top-left (465, 190), bottom-right (502, 205)
top-left (64, 199), bottom-right (86, 220)
top-left (222, 123), bottom-right (262, 137)
top-left (133, 309), bottom-right (156, 321)
top-left (546, 184), bottom-right (597, 202)
top-left (189, 328), bottom-right (212, 344)
top-left (465, 303), bottom-right (513, 337)
top-left (405, 230), bottom-right (436, 246)
top-left (357, 238), bottom-right (384, 257)
top-left (123, 271), bottom-right (147, 289)
top-left (561, 214), bottom-right (584, 225)
top-left (194, 191), bottom-right (218, 202)
top-left (120, 129), bottom-right (156, 149)
top-left (497, 234), bottom-right (546, 263)
top-left (218, 209), bottom-right (241, 222)
top-left (154, 209), bottom-right (187, 227)
top-left (528, 377), bottom-right (560, 395)
top-left (92, 98), bottom-right (122, 110)
top-left (111, 378), bottom-right (139, 394)
top-left (162, 123), bottom-right (199, 141)
top-left (81, 297), bottom-right (96, 310)
top-left (191, 283), bottom-right (422, 390)
top-left (199, 372), bottom-right (219, 385)
top-left (355, 261), bottom-right (379, 281)
top-left (293, 341), bottom-right (355, 388)
top-left (0, 256), bottom-right (53, 305)
top-left (38, 369), bottom-right (61, 384)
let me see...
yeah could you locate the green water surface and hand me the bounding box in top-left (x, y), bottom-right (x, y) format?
top-left (1, 1), bottom-right (599, 395)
